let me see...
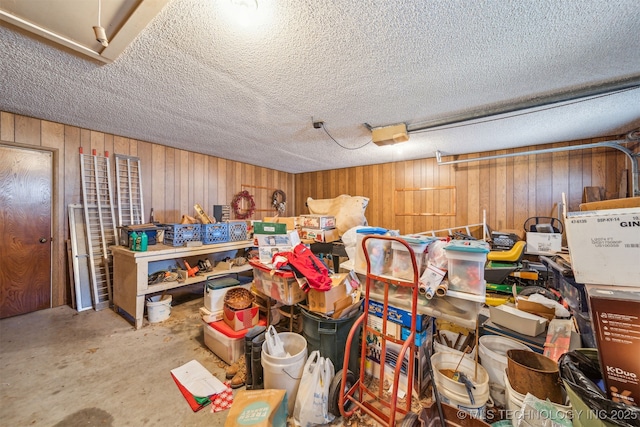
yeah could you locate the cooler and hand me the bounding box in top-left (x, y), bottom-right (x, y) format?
top-left (203, 317), bottom-right (266, 365)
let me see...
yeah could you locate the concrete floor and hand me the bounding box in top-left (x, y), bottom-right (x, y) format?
top-left (0, 289), bottom-right (235, 426)
top-left (0, 285), bottom-right (358, 427)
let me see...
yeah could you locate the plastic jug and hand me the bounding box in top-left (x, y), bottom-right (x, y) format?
top-left (140, 232), bottom-right (148, 251)
top-left (130, 231), bottom-right (138, 251)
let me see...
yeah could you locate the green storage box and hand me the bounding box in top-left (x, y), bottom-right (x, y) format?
top-left (254, 221), bottom-right (287, 235)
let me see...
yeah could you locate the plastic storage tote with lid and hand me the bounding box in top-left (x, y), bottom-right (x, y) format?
top-left (354, 227), bottom-right (392, 275)
top-left (444, 240), bottom-right (490, 297)
top-left (203, 317), bottom-right (267, 365)
top-left (390, 235), bottom-right (435, 280)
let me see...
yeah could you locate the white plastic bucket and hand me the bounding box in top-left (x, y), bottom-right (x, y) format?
top-left (262, 332), bottom-right (308, 416)
top-left (434, 330), bottom-right (477, 360)
top-left (479, 335), bottom-right (532, 406)
top-left (146, 294), bottom-right (172, 323)
top-left (431, 351), bottom-right (490, 419)
top-left (504, 370), bottom-right (572, 419)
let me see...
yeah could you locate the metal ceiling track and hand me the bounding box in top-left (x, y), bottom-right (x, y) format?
top-left (435, 131), bottom-right (640, 197)
top-left (79, 149), bottom-right (117, 310)
top-left (407, 76), bottom-right (640, 134)
top-left (115, 154), bottom-right (144, 227)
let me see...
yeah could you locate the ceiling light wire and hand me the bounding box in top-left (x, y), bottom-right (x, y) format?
top-left (319, 122), bottom-right (372, 150)
top-left (93, 0), bottom-right (109, 47)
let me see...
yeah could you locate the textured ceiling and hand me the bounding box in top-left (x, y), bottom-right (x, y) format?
top-left (1, 0), bottom-right (639, 173)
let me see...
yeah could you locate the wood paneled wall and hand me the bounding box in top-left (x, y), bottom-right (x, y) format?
top-left (0, 111), bottom-right (295, 307)
top-left (295, 140), bottom-right (634, 236)
top-left (1, 110), bottom-right (634, 309)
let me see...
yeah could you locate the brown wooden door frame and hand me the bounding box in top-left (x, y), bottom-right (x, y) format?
top-left (0, 142), bottom-right (55, 318)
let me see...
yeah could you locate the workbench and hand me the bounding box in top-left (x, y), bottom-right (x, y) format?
top-left (111, 240), bottom-right (254, 329)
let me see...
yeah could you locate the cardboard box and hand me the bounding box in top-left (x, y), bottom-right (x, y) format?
top-left (300, 227), bottom-right (340, 243)
top-left (263, 216), bottom-right (299, 231)
top-left (307, 273), bottom-right (349, 314)
top-left (489, 304), bottom-right (547, 337)
top-left (253, 221), bottom-right (287, 235)
top-left (525, 232), bottom-right (562, 254)
top-left (199, 306), bottom-right (223, 323)
top-left (255, 233), bottom-right (292, 247)
top-left (516, 296), bottom-right (556, 321)
top-left (250, 259), bottom-right (306, 305)
top-left (254, 232), bottom-right (294, 263)
top-left (587, 285), bottom-right (640, 407)
top-left (481, 319), bottom-right (546, 354)
top-left (365, 328), bottom-right (433, 396)
top-left (368, 299), bottom-right (430, 331)
top-left (300, 214), bottom-right (336, 230)
top-left (564, 206), bottom-right (640, 286)
top-left (579, 197), bottom-right (640, 211)
top-left (223, 303), bottom-right (259, 331)
top-left (257, 245), bottom-right (291, 263)
top-left (368, 314), bottom-right (432, 346)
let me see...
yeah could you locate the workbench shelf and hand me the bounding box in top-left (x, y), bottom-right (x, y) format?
top-left (145, 264), bottom-right (253, 293)
top-left (111, 240), bottom-right (254, 329)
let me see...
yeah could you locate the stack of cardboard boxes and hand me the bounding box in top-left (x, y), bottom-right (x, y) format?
top-left (563, 195), bottom-right (640, 409)
top-left (299, 214), bottom-right (340, 243)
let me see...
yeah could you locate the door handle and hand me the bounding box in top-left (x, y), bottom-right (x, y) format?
top-left (39, 238), bottom-right (48, 243)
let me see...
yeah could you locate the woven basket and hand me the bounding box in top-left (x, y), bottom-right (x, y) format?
top-left (224, 287), bottom-right (254, 311)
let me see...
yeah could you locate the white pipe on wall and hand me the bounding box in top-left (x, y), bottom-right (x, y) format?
top-left (436, 137), bottom-right (640, 197)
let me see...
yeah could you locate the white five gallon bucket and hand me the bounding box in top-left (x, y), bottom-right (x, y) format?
top-left (146, 294), bottom-right (172, 323)
top-left (431, 351), bottom-right (490, 420)
top-left (262, 332), bottom-right (308, 416)
top-left (479, 335), bottom-right (532, 406)
top-left (504, 370), bottom-right (572, 420)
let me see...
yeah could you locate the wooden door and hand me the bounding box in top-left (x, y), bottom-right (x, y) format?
top-left (0, 144), bottom-right (52, 318)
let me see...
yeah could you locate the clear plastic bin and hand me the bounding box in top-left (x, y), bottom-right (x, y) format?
top-left (354, 229), bottom-right (392, 275)
top-left (368, 278), bottom-right (483, 330)
top-left (444, 240), bottom-right (489, 296)
top-left (390, 237), bottom-right (431, 280)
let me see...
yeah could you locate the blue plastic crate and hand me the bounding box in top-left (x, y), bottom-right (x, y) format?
top-left (163, 224), bottom-right (201, 246)
top-left (228, 221), bottom-right (248, 241)
top-left (202, 223), bottom-right (229, 244)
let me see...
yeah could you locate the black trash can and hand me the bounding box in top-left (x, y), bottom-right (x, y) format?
top-left (301, 306), bottom-right (361, 375)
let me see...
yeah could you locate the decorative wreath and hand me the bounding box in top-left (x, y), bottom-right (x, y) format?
top-left (272, 190), bottom-right (287, 215)
top-left (231, 190), bottom-right (256, 219)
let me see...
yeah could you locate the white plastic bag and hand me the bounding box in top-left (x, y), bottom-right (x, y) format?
top-left (293, 350), bottom-right (335, 426)
top-left (264, 325), bottom-right (288, 357)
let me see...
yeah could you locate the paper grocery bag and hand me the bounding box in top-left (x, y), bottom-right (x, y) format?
top-left (224, 389), bottom-right (287, 427)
